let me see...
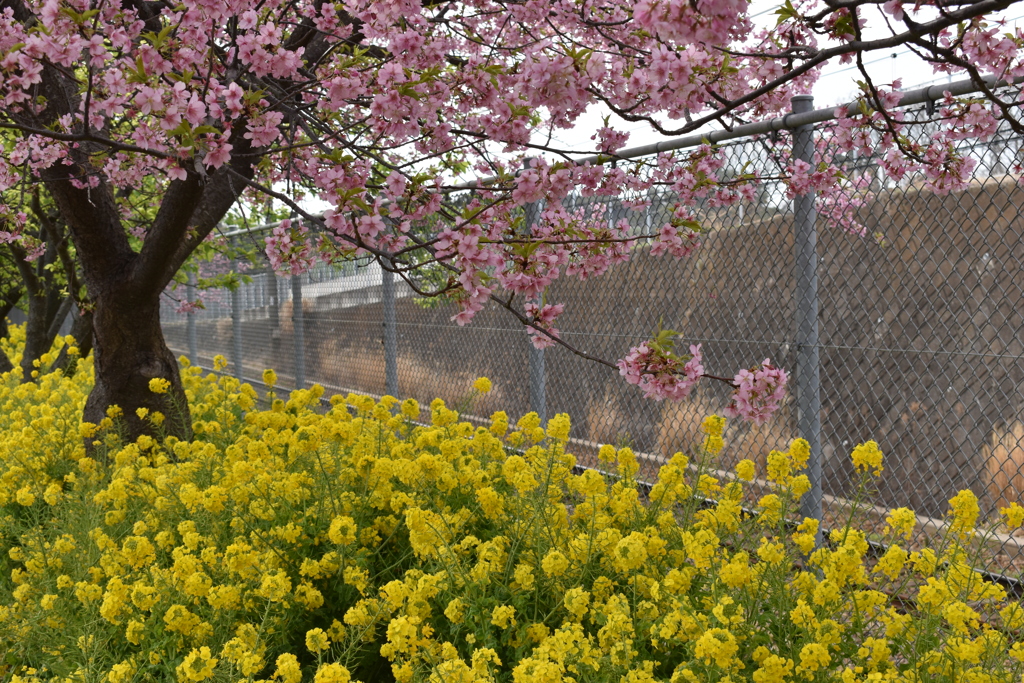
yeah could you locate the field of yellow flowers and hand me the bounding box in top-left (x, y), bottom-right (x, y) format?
top-left (1, 325), bottom-right (1023, 683)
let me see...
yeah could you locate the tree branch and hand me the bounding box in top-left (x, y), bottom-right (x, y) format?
top-left (590, 0), bottom-right (1017, 138)
top-left (134, 171), bottom-right (205, 295)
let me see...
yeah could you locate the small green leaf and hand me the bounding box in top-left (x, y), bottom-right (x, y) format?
top-left (774, 0), bottom-right (799, 26)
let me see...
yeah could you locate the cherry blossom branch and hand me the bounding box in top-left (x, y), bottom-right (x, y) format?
top-left (905, 36), bottom-right (1024, 136)
top-left (591, 0), bottom-right (1017, 137)
top-left (0, 123), bottom-right (175, 160)
top-left (485, 294), bottom-right (619, 370)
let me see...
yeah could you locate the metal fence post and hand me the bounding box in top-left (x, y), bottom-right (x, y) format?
top-left (267, 268), bottom-right (280, 361)
top-left (230, 239), bottom-right (243, 382)
top-left (792, 94), bottom-right (823, 543)
top-left (291, 274), bottom-right (305, 390)
top-left (381, 258), bottom-right (399, 397)
top-left (523, 160), bottom-right (546, 424)
top-left (529, 330), bottom-right (546, 424)
top-left (186, 271), bottom-right (198, 367)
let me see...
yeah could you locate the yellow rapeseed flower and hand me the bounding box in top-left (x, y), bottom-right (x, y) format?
top-left (796, 642), bottom-right (831, 675)
top-left (948, 489), bottom-right (980, 535)
top-left (757, 493), bottom-right (783, 525)
top-left (693, 628), bottom-right (738, 669)
top-left (305, 628), bottom-right (329, 654)
top-left (15, 487), bottom-right (34, 506)
top-left (789, 474), bottom-right (811, 498)
top-left (701, 414), bottom-right (726, 437)
top-left (704, 433), bottom-right (724, 454)
top-left (850, 441), bottom-right (883, 476)
top-left (491, 604), bottom-right (515, 628)
top-left (611, 532), bottom-right (649, 573)
top-left (273, 653), bottom-right (302, 683)
top-left (107, 660), bottom-right (136, 683)
top-left (873, 544), bottom-right (908, 581)
top-left (513, 563), bottom-right (535, 591)
top-left (401, 398), bottom-right (419, 420)
top-left (788, 437), bottom-right (810, 469)
top-left (147, 377), bottom-right (171, 394)
top-left (1, 332), bottom-right (1022, 683)
top-left (328, 516), bottom-right (358, 545)
top-left (617, 447), bottom-right (639, 479)
top-left (1000, 501), bottom-right (1024, 528)
top-left (546, 413), bottom-right (571, 441)
top-left (257, 571), bottom-right (292, 602)
top-left (753, 654), bottom-right (794, 683)
top-left (765, 449), bottom-right (796, 485)
top-left (314, 663), bottom-right (352, 683)
top-left (177, 647), bottom-right (218, 682)
top-left (756, 537), bottom-right (786, 565)
top-left (885, 507), bottom-right (916, 539)
top-left (541, 550), bottom-right (569, 578)
top-left (563, 587), bottom-right (590, 620)
top-left (735, 459), bottom-right (755, 482)
top-left (1001, 602), bottom-right (1024, 630)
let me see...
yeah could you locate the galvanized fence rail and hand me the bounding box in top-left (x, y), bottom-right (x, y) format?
top-left (161, 77), bottom-right (1024, 574)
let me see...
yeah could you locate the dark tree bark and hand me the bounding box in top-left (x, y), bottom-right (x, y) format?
top-left (8, 232), bottom-right (72, 382)
top-left (85, 288), bottom-right (190, 441)
top-left (32, 146), bottom-right (254, 445)
top-left (37, 154), bottom-right (198, 444)
top-left (51, 306), bottom-right (94, 378)
top-left (31, 131), bottom-right (255, 445)
top-left (0, 189), bottom-right (99, 382)
top-left (32, 189), bottom-right (94, 378)
top-left (0, 293), bottom-right (20, 374)
top-left (19, 291), bottom-right (70, 381)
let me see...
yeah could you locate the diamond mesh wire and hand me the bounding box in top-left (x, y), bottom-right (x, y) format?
top-left (808, 107), bottom-right (1024, 570)
top-left (159, 98), bottom-right (1024, 574)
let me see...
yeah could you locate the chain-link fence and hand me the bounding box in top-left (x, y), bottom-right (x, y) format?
top-left (160, 79), bottom-right (1024, 576)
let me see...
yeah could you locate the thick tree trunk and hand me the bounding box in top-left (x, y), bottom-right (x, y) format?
top-left (84, 291), bottom-right (191, 444)
top-left (19, 290), bottom-right (70, 382)
top-left (20, 295), bottom-right (49, 380)
top-left (51, 305), bottom-right (94, 378)
top-left (27, 57), bottom-right (254, 447)
top-left (0, 295), bottom-right (17, 375)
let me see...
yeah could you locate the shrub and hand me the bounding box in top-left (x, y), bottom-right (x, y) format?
top-left (0, 341), bottom-right (1023, 682)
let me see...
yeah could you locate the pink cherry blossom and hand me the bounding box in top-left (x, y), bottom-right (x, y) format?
top-left (592, 126), bottom-right (630, 153)
top-left (524, 301), bottom-right (564, 349)
top-left (786, 158), bottom-right (839, 199)
top-left (651, 223), bottom-right (701, 259)
top-left (203, 136), bottom-right (233, 169)
top-left (244, 111), bottom-right (284, 147)
top-left (265, 220), bottom-right (321, 275)
top-left (618, 340), bottom-right (704, 401)
top-left (881, 0), bottom-right (904, 21)
top-left (175, 298), bottom-right (204, 314)
top-left (722, 359), bottom-right (789, 425)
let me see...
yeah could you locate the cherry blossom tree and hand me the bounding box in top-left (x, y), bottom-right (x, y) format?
top-left (0, 0), bottom-right (1020, 441)
top-left (0, 243), bottom-right (24, 374)
top-left (0, 188), bottom-right (94, 379)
